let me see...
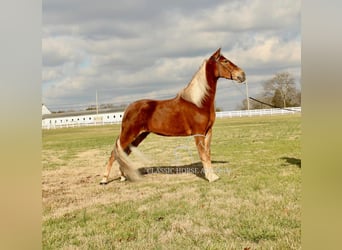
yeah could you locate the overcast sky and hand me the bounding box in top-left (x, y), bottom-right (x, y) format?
top-left (42, 0), bottom-right (301, 111)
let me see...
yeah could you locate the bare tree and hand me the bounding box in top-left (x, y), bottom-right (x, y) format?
top-left (237, 95), bottom-right (272, 110)
top-left (237, 72), bottom-right (301, 110)
top-left (264, 72), bottom-right (296, 108)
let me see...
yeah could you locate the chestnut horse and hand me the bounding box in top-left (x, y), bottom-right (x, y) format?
top-left (100, 48), bottom-right (245, 184)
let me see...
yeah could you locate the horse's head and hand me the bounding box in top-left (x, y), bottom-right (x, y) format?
top-left (210, 48), bottom-right (246, 83)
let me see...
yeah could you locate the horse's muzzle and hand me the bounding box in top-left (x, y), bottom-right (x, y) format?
top-left (236, 71), bottom-right (246, 83)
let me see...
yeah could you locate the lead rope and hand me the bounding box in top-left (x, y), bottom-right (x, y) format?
top-left (248, 97), bottom-right (301, 112)
top-left (228, 76), bottom-right (301, 112)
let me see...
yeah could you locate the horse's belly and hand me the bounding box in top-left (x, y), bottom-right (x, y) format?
top-left (149, 111), bottom-right (210, 136)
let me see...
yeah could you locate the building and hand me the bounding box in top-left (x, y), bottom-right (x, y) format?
top-left (42, 105), bottom-right (125, 129)
top-left (42, 104), bottom-right (51, 115)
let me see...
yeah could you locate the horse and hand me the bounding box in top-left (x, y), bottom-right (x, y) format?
top-left (100, 48), bottom-right (246, 184)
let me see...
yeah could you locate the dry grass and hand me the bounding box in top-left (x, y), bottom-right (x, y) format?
top-left (42, 115), bottom-right (301, 249)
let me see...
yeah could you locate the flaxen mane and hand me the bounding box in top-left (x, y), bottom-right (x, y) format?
top-left (178, 60), bottom-right (209, 108)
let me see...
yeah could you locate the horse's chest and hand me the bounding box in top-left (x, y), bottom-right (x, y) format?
top-left (190, 110), bottom-right (214, 129)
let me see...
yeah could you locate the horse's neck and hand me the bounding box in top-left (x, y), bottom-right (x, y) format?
top-left (202, 72), bottom-right (218, 110)
top-left (179, 60), bottom-right (217, 109)
top-left (198, 60), bottom-right (218, 109)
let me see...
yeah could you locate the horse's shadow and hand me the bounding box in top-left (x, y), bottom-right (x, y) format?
top-left (138, 160), bottom-right (229, 179)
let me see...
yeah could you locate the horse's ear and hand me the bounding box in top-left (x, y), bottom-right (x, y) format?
top-left (212, 48), bottom-right (221, 59)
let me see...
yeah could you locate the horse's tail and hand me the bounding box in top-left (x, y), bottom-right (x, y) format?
top-left (113, 138), bottom-right (141, 181)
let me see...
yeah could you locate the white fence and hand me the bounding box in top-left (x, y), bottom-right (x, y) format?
top-left (216, 107), bottom-right (301, 118)
top-left (42, 112), bottom-right (124, 129)
top-left (42, 107), bottom-right (301, 129)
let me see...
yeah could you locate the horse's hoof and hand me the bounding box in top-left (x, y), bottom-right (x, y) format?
top-left (120, 176), bottom-right (127, 182)
top-left (207, 173), bottom-right (220, 183)
top-left (99, 178), bottom-right (109, 185)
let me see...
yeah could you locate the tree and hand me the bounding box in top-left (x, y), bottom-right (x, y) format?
top-left (238, 72), bottom-right (301, 110)
top-left (272, 89), bottom-right (283, 108)
top-left (264, 72), bottom-right (297, 108)
top-left (294, 91), bottom-right (301, 106)
top-left (237, 96), bottom-right (272, 110)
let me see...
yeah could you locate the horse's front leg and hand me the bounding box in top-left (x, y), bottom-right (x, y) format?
top-left (194, 128), bottom-right (219, 182)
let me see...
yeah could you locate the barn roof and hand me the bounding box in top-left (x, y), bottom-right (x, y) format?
top-left (42, 104), bottom-right (51, 115)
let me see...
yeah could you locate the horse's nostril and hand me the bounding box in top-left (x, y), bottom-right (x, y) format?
top-left (238, 72), bottom-right (246, 82)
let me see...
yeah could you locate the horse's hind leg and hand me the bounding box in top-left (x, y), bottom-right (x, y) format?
top-left (100, 149), bottom-right (119, 184)
top-left (120, 132), bottom-right (150, 176)
top-left (129, 132), bottom-right (150, 150)
top-left (114, 131), bottom-right (149, 156)
top-left (194, 128), bottom-right (219, 182)
top-left (101, 132), bottom-right (149, 183)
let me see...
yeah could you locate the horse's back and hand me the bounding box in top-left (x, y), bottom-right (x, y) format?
top-left (122, 99), bottom-right (158, 123)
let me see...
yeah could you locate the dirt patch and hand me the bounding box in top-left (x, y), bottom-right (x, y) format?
top-left (42, 149), bottom-right (107, 218)
top-left (42, 146), bottom-right (243, 220)
top-left (42, 148), bottom-right (202, 219)
top-left (42, 149), bottom-right (66, 169)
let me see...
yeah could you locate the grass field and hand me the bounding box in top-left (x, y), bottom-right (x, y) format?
top-left (42, 114), bottom-right (301, 249)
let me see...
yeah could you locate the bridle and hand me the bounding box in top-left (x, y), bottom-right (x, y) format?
top-left (214, 55), bottom-right (234, 79)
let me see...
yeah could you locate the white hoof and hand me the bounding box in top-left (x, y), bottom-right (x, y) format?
top-left (100, 177), bottom-right (109, 185)
top-left (205, 171), bottom-right (220, 182)
top-left (207, 173), bottom-right (220, 182)
top-left (120, 176), bottom-right (127, 182)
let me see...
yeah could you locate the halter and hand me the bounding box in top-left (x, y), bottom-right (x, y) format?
top-left (214, 55), bottom-right (233, 79)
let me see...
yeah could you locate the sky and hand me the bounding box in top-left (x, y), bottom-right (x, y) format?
top-left (42, 0), bottom-right (301, 112)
